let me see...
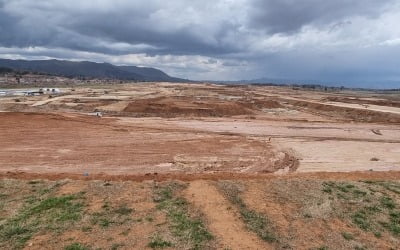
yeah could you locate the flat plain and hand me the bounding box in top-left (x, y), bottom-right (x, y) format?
top-left (1, 82), bottom-right (400, 249)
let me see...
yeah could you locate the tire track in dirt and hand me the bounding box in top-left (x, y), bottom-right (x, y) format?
top-left (185, 180), bottom-right (271, 250)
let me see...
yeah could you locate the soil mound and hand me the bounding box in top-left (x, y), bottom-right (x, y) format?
top-left (240, 99), bottom-right (283, 109)
top-left (324, 97), bottom-right (400, 108)
top-left (123, 97), bottom-right (253, 117)
top-left (292, 100), bottom-right (400, 124)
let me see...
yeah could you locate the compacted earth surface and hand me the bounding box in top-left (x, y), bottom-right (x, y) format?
top-left (1, 82), bottom-right (400, 249)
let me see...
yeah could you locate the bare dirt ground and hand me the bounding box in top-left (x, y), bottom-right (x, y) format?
top-left (1, 83), bottom-right (399, 175)
top-left (1, 82), bottom-right (400, 249)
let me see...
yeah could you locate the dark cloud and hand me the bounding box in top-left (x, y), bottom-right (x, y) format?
top-left (0, 1), bottom-right (241, 56)
top-left (0, 0), bottom-right (399, 87)
top-left (248, 0), bottom-right (394, 34)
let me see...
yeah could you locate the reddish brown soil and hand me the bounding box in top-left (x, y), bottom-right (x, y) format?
top-left (123, 96), bottom-right (254, 117)
top-left (240, 179), bottom-right (399, 249)
top-left (185, 180), bottom-right (271, 249)
top-left (290, 99), bottom-right (400, 124)
top-left (238, 99), bottom-right (284, 109)
top-left (0, 112), bottom-right (293, 175)
top-left (3, 170), bottom-right (400, 182)
top-left (1, 84), bottom-right (400, 250)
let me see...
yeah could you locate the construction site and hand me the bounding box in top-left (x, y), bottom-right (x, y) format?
top-left (1, 82), bottom-right (400, 249)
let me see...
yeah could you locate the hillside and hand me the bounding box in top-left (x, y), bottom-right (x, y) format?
top-left (0, 59), bottom-right (185, 82)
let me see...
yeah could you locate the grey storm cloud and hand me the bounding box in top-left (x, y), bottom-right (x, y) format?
top-left (0, 0), bottom-right (399, 87)
top-left (248, 0), bottom-right (395, 34)
top-left (0, 0), bottom-right (243, 55)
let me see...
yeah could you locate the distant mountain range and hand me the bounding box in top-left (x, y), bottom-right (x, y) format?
top-left (213, 77), bottom-right (400, 90)
top-left (0, 59), bottom-right (185, 82)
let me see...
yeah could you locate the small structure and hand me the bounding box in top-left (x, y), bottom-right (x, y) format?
top-left (39, 88), bottom-right (61, 94)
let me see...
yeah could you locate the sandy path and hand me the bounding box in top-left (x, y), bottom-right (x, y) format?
top-left (31, 95), bottom-right (81, 106)
top-left (325, 101), bottom-right (400, 115)
top-left (269, 92), bottom-right (400, 116)
top-left (185, 180), bottom-right (271, 250)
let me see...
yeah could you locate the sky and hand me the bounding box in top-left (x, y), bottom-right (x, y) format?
top-left (0, 0), bottom-right (400, 88)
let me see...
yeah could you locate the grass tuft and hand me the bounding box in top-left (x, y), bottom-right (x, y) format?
top-left (326, 181), bottom-right (400, 237)
top-left (148, 235), bottom-right (173, 249)
top-left (0, 193), bottom-right (85, 249)
top-left (153, 184), bottom-right (213, 249)
top-left (218, 181), bottom-right (277, 243)
top-left (64, 242), bottom-right (89, 250)
top-left (341, 232), bottom-right (354, 240)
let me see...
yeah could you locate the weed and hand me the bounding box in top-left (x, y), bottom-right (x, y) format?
top-left (380, 196), bottom-right (396, 209)
top-left (120, 230), bottom-right (130, 236)
top-left (364, 181), bottom-right (400, 195)
top-left (3, 224), bottom-right (30, 238)
top-left (304, 213), bottom-right (312, 218)
top-left (374, 231), bottom-right (382, 238)
top-left (322, 185), bottom-right (332, 194)
top-left (28, 180), bottom-right (42, 185)
top-left (353, 189), bottom-right (367, 198)
top-left (241, 209), bottom-right (276, 242)
top-left (382, 210), bottom-right (400, 235)
top-left (64, 243), bottom-right (89, 250)
top-left (352, 210), bottom-right (371, 230)
top-left (91, 213), bottom-right (114, 228)
top-left (153, 184), bottom-right (213, 249)
top-left (102, 201), bottom-right (110, 211)
top-left (90, 203), bottom-right (133, 228)
top-left (29, 195), bottom-right (83, 221)
top-left (146, 216), bottom-right (154, 222)
top-left (114, 205), bottom-right (133, 215)
top-left (148, 235), bottom-right (173, 249)
top-left (81, 226), bottom-right (92, 232)
top-left (337, 183), bottom-right (352, 193)
top-left (365, 205), bottom-right (381, 213)
top-left (111, 243), bottom-right (125, 250)
top-left (100, 218), bottom-right (113, 227)
top-left (330, 181), bottom-right (400, 237)
top-left (341, 232), bottom-right (354, 240)
top-left (218, 181), bottom-right (277, 243)
top-left (0, 193), bottom-right (84, 249)
top-left (354, 246), bottom-right (367, 250)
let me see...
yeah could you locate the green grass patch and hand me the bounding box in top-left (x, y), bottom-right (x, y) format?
top-left (148, 235), bottom-right (173, 249)
top-left (90, 202), bottom-right (133, 228)
top-left (218, 181), bottom-right (277, 243)
top-left (0, 193), bottom-right (85, 249)
top-left (28, 180), bottom-right (42, 185)
top-left (380, 196), bottom-right (396, 209)
top-left (64, 242), bottom-right (89, 250)
top-left (365, 181), bottom-right (400, 195)
top-left (326, 180), bottom-right (400, 238)
top-left (352, 210), bottom-right (371, 231)
top-left (90, 212), bottom-right (114, 228)
top-left (341, 232), bottom-right (354, 240)
top-left (153, 184), bottom-right (213, 250)
top-left (114, 205), bottom-right (134, 215)
top-left (111, 243), bottom-right (125, 250)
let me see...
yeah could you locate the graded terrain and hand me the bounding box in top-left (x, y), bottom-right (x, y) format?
top-left (1, 83), bottom-right (400, 249)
